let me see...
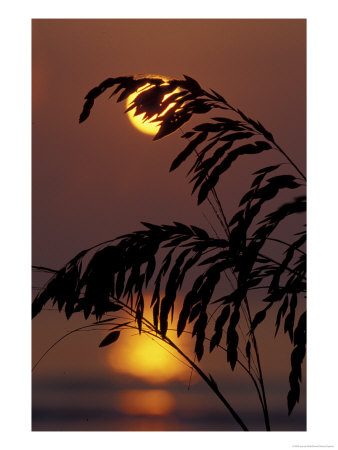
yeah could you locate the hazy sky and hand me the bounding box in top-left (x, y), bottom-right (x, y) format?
top-left (32, 19), bottom-right (306, 432)
top-left (32, 19), bottom-right (306, 267)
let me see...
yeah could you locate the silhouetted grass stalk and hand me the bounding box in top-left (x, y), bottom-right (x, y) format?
top-left (181, 128), bottom-right (271, 429)
top-left (33, 74), bottom-right (306, 430)
top-left (214, 94), bottom-right (306, 182)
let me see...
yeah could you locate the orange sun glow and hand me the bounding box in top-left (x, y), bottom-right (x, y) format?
top-left (106, 296), bottom-right (195, 384)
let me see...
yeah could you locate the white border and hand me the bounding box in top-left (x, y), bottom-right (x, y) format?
top-left (1, 1), bottom-right (337, 449)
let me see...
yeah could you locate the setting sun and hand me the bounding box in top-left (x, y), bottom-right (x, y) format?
top-left (105, 296), bottom-right (194, 384)
top-left (126, 77), bottom-right (181, 136)
top-left (108, 332), bottom-right (190, 383)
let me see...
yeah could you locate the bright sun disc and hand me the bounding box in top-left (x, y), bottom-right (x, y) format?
top-left (126, 77), bottom-right (180, 136)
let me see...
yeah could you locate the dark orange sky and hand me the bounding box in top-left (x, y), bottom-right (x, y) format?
top-left (32, 19), bottom-right (306, 432)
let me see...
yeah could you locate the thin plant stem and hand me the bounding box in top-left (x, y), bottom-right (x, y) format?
top-left (246, 237), bottom-right (305, 255)
top-left (202, 174), bottom-right (271, 429)
top-left (202, 212), bottom-right (220, 239)
top-left (243, 296), bottom-right (271, 431)
top-left (163, 334), bottom-right (249, 431)
top-left (143, 333), bottom-right (192, 369)
top-left (114, 298), bottom-right (250, 430)
top-left (177, 126), bottom-right (270, 429)
top-left (32, 322), bottom-right (105, 372)
top-left (273, 143), bottom-right (306, 181)
top-left (258, 252), bottom-right (306, 278)
top-left (208, 92), bottom-right (306, 182)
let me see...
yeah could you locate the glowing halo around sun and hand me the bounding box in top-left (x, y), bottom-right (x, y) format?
top-left (126, 76), bottom-right (181, 137)
top-left (106, 324), bottom-right (193, 384)
top-left (104, 295), bottom-right (196, 384)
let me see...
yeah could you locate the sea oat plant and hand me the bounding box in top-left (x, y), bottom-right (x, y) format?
top-left (32, 75), bottom-right (306, 431)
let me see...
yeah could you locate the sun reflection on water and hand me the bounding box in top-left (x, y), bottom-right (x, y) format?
top-left (117, 389), bottom-right (175, 416)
